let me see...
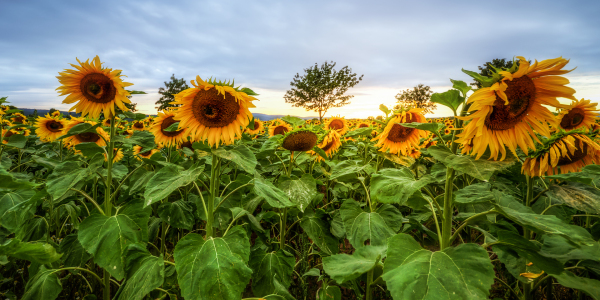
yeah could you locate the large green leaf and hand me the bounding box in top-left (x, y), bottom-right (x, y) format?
top-left (115, 243), bottom-right (165, 300)
top-left (400, 122), bottom-right (444, 134)
top-left (78, 199), bottom-right (151, 280)
top-left (493, 191), bottom-right (595, 247)
top-left (158, 200), bottom-right (195, 230)
top-left (339, 200), bottom-right (402, 248)
top-left (0, 238), bottom-right (61, 264)
top-left (383, 233), bottom-right (495, 300)
top-left (46, 161), bottom-right (89, 199)
top-left (430, 89), bottom-right (463, 114)
top-left (59, 233), bottom-right (92, 268)
top-left (144, 164), bottom-right (204, 206)
top-left (300, 209), bottom-right (339, 255)
top-left (174, 226), bottom-right (252, 300)
top-left (322, 245), bottom-right (384, 284)
top-left (541, 235), bottom-right (600, 264)
top-left (329, 160), bottom-right (375, 181)
top-left (21, 266), bottom-right (62, 300)
top-left (318, 284), bottom-right (342, 300)
top-left (213, 144), bottom-right (257, 174)
top-left (427, 145), bottom-right (516, 181)
top-left (552, 271), bottom-right (600, 299)
top-left (253, 173), bottom-right (294, 208)
top-left (0, 191), bottom-right (39, 233)
top-left (16, 217), bottom-right (48, 242)
top-left (5, 133), bottom-right (27, 148)
top-left (279, 174), bottom-right (318, 212)
top-left (370, 168), bottom-right (434, 204)
top-left (0, 166), bottom-right (36, 189)
top-left (546, 183), bottom-right (600, 214)
top-left (249, 249), bottom-right (295, 297)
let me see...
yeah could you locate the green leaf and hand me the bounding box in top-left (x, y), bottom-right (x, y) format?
top-left (0, 166), bottom-right (37, 190)
top-left (377, 152), bottom-right (415, 167)
top-left (450, 79), bottom-right (472, 97)
top-left (541, 235), bottom-right (600, 264)
top-left (552, 271), bottom-right (600, 299)
top-left (59, 123), bottom-right (102, 140)
top-left (494, 191), bottom-right (595, 247)
top-left (379, 104), bottom-right (391, 115)
top-left (74, 142), bottom-right (105, 158)
top-left (279, 174), bottom-right (318, 212)
top-left (312, 145), bottom-right (328, 160)
top-left (454, 183), bottom-right (495, 204)
top-left (21, 266), bottom-right (62, 300)
top-left (59, 233), bottom-right (92, 268)
top-left (383, 233), bottom-right (495, 300)
top-left (429, 145), bottom-right (517, 181)
top-left (462, 68), bottom-right (499, 88)
top-left (78, 199), bottom-right (151, 280)
top-left (128, 168), bottom-right (153, 195)
top-left (212, 145), bottom-right (257, 174)
top-left (46, 161), bottom-right (89, 199)
top-left (253, 173), bottom-right (294, 209)
top-left (174, 226), bottom-right (252, 300)
top-left (430, 89), bottom-right (463, 114)
top-left (345, 127), bottom-right (374, 138)
top-left (329, 160), bottom-right (375, 181)
top-left (318, 284), bottom-right (342, 300)
top-left (158, 200), bottom-right (195, 230)
top-left (5, 134), bottom-right (27, 148)
top-left (323, 245), bottom-right (384, 284)
top-left (399, 122), bottom-right (444, 134)
top-left (546, 184), bottom-right (600, 214)
top-left (249, 249), bottom-right (295, 297)
top-left (281, 115), bottom-right (305, 127)
top-left (0, 192), bottom-right (39, 233)
top-left (144, 164), bottom-right (204, 206)
top-left (370, 168), bottom-right (435, 205)
top-left (339, 200), bottom-right (402, 248)
top-left (115, 244), bottom-right (165, 300)
top-left (120, 130), bottom-right (156, 150)
top-left (300, 209), bottom-right (339, 255)
top-left (0, 238), bottom-right (61, 264)
top-left (16, 217), bottom-right (48, 242)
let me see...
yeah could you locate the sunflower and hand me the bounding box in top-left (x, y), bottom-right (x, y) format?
top-left (35, 115), bottom-right (66, 142)
top-left (2, 129), bottom-right (18, 144)
top-left (178, 140), bottom-right (194, 152)
top-left (104, 148), bottom-right (124, 163)
top-left (281, 130), bottom-right (318, 152)
top-left (443, 128), bottom-right (452, 135)
top-left (344, 136), bottom-right (355, 143)
top-left (131, 121), bottom-right (146, 131)
top-left (149, 108), bottom-right (190, 147)
top-left (372, 108), bottom-right (428, 155)
top-left (133, 145), bottom-right (160, 160)
top-left (457, 56), bottom-right (577, 160)
top-left (171, 76), bottom-right (257, 148)
top-left (305, 120), bottom-right (312, 124)
top-left (56, 56), bottom-right (132, 119)
top-left (102, 117), bottom-right (120, 127)
top-left (408, 147), bottom-right (422, 159)
top-left (245, 119), bottom-right (264, 135)
top-left (422, 138), bottom-right (438, 149)
top-left (269, 119), bottom-right (292, 137)
top-left (51, 111), bottom-right (62, 117)
top-left (121, 128), bottom-right (134, 138)
top-left (11, 113), bottom-right (27, 124)
top-left (62, 118), bottom-right (109, 148)
top-left (355, 121), bottom-right (370, 129)
top-left (522, 132), bottom-right (600, 176)
top-left (310, 130), bottom-right (342, 161)
top-left (557, 99), bottom-right (598, 132)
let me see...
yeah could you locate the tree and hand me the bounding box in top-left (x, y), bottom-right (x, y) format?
top-left (284, 61), bottom-right (363, 122)
top-left (469, 58), bottom-right (515, 89)
top-left (29, 109), bottom-right (38, 118)
top-left (156, 74), bottom-right (190, 111)
top-left (393, 84), bottom-right (436, 114)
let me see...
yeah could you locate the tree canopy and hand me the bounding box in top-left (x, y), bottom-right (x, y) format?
top-left (393, 84), bottom-right (436, 114)
top-left (469, 58), bottom-right (515, 88)
top-left (156, 74), bottom-right (190, 111)
top-left (284, 61), bottom-right (363, 122)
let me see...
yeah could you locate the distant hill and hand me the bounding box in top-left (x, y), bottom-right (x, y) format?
top-left (17, 108), bottom-right (317, 121)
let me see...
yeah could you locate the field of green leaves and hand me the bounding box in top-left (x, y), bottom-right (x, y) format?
top-left (1, 55), bottom-right (600, 300)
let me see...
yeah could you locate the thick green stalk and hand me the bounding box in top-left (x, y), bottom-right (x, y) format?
top-left (206, 153), bottom-right (220, 238)
top-left (366, 268), bottom-right (374, 300)
top-left (522, 175), bottom-right (535, 300)
top-left (103, 114), bottom-right (116, 300)
top-left (280, 151), bottom-right (294, 250)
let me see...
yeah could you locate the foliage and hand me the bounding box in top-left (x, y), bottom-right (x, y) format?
top-left (156, 74), bottom-right (190, 111)
top-left (469, 58), bottom-right (515, 88)
top-left (393, 84), bottom-right (437, 114)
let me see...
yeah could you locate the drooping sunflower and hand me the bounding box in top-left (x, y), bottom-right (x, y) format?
top-left (133, 145), bottom-right (160, 160)
top-left (245, 119), bottom-right (264, 135)
top-left (35, 114), bottom-right (66, 142)
top-left (324, 116), bottom-right (349, 135)
top-left (372, 108), bottom-right (428, 156)
top-left (171, 76), bottom-right (257, 148)
top-left (309, 130), bottom-right (342, 161)
top-left (522, 132), bottom-right (600, 176)
top-left (457, 56), bottom-right (577, 160)
top-left (51, 111), bottom-right (62, 117)
top-left (355, 121), bottom-right (370, 129)
top-left (56, 56), bottom-right (132, 119)
top-left (281, 129), bottom-right (318, 152)
top-left (104, 148), bottom-right (124, 163)
top-left (269, 119), bottom-right (292, 137)
top-left (557, 99), bottom-right (598, 132)
top-left (62, 118), bottom-right (109, 148)
top-left (149, 108), bottom-right (190, 147)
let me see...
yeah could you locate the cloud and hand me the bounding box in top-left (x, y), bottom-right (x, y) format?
top-left (1, 0), bottom-right (599, 117)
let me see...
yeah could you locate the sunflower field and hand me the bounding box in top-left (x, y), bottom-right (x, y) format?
top-left (2, 55), bottom-right (600, 300)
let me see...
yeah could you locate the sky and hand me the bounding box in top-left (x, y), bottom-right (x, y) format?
top-left (1, 0), bottom-right (599, 119)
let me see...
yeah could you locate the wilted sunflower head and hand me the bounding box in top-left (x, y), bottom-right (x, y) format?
top-left (149, 108), bottom-right (190, 147)
top-left (245, 118), bottom-right (264, 135)
top-left (269, 119), bottom-right (292, 136)
top-left (62, 118), bottom-right (109, 148)
top-left (281, 129), bottom-right (319, 152)
top-left (35, 115), bottom-right (66, 142)
top-left (557, 99), bottom-right (598, 132)
top-left (457, 56), bottom-right (577, 161)
top-left (371, 108), bottom-right (428, 156)
top-left (170, 76), bottom-right (257, 148)
top-left (522, 131), bottom-right (600, 177)
top-left (56, 56), bottom-right (133, 119)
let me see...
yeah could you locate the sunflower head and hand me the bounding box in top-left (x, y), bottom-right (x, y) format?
top-left (309, 130), bottom-right (342, 161)
top-left (324, 116), bottom-right (349, 135)
top-left (2, 129), bottom-right (18, 144)
top-left (557, 99), bottom-right (598, 132)
top-left (132, 121), bottom-right (146, 131)
top-left (170, 75), bottom-right (257, 148)
top-left (268, 119), bottom-right (293, 137)
top-left (245, 118), bottom-right (264, 135)
top-left (371, 108), bottom-right (428, 155)
top-left (35, 114), bottom-right (66, 142)
top-left (104, 148), bottom-right (124, 163)
top-left (133, 145), bottom-right (160, 160)
top-left (57, 56), bottom-right (133, 119)
top-left (355, 121), bottom-right (370, 129)
top-left (281, 129), bottom-right (319, 152)
top-left (149, 108), bottom-right (190, 147)
top-left (51, 111), bottom-right (62, 117)
top-left (62, 118), bottom-right (109, 148)
top-left (522, 131), bottom-right (600, 177)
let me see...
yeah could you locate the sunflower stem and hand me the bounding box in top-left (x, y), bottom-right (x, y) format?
top-left (279, 151), bottom-right (294, 250)
top-left (103, 113), bottom-right (116, 300)
top-left (206, 153), bottom-right (220, 238)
